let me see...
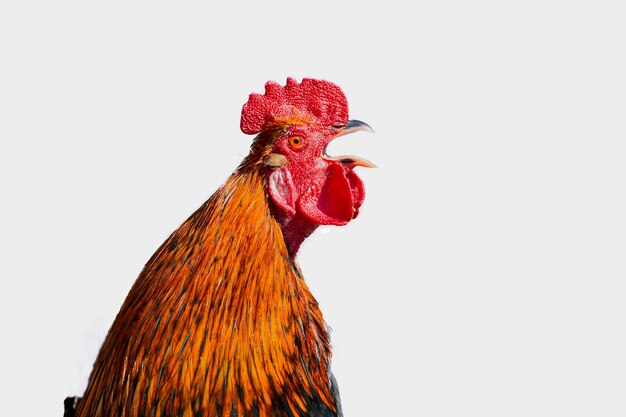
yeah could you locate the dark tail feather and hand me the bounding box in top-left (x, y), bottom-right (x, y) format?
top-left (63, 396), bottom-right (80, 417)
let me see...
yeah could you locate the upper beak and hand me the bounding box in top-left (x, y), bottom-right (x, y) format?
top-left (336, 119), bottom-right (375, 137)
top-left (325, 119), bottom-right (376, 168)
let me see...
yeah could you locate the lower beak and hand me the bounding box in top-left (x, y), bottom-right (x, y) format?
top-left (325, 119), bottom-right (376, 168)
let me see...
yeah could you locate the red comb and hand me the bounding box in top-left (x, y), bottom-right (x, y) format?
top-left (240, 78), bottom-right (349, 135)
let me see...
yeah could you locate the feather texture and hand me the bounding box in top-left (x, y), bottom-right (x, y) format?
top-left (75, 163), bottom-right (335, 417)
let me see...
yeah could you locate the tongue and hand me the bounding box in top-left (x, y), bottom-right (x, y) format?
top-left (298, 163), bottom-right (362, 226)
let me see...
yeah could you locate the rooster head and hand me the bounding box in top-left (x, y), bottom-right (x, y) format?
top-left (240, 78), bottom-right (374, 252)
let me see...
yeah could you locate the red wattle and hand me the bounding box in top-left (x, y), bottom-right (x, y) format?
top-left (298, 164), bottom-right (355, 226)
top-left (346, 170), bottom-right (365, 218)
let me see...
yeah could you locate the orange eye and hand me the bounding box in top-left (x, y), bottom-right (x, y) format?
top-left (288, 135), bottom-right (304, 148)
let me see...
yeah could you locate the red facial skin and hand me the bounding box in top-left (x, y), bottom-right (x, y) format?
top-left (265, 123), bottom-right (365, 255)
top-left (240, 77), bottom-right (369, 255)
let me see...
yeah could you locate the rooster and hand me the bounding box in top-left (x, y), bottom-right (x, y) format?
top-left (66, 77), bottom-right (374, 417)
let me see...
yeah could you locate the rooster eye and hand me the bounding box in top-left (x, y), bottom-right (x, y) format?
top-left (288, 135), bottom-right (304, 148)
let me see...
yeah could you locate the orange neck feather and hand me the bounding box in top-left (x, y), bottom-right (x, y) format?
top-left (77, 167), bottom-right (333, 417)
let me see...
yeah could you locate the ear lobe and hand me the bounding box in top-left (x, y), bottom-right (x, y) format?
top-left (269, 168), bottom-right (296, 216)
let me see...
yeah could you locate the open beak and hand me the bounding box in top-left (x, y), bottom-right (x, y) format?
top-left (325, 120), bottom-right (376, 168)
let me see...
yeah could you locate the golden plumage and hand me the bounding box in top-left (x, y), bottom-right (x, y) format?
top-left (76, 144), bottom-right (335, 417)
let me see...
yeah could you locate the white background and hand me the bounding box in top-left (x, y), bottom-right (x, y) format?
top-left (1, 1), bottom-right (625, 416)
